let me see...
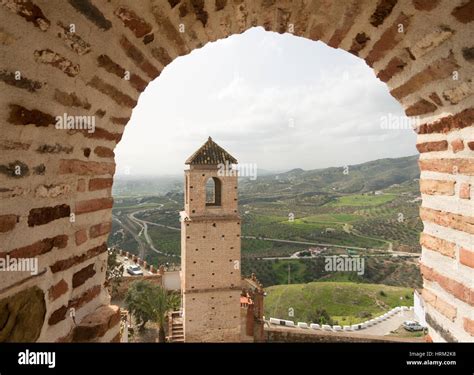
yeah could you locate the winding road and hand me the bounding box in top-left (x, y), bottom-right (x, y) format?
top-left (113, 205), bottom-right (419, 261)
top-left (112, 202), bottom-right (179, 259)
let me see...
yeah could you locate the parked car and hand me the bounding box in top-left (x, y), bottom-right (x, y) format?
top-left (127, 265), bottom-right (143, 276)
top-left (403, 321), bottom-right (425, 331)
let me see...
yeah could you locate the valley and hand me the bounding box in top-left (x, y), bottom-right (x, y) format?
top-left (108, 155), bottom-right (423, 288)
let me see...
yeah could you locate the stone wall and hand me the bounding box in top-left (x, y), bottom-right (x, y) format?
top-left (265, 326), bottom-right (424, 343)
top-left (0, 0), bottom-right (472, 342)
top-left (113, 274), bottom-right (163, 300)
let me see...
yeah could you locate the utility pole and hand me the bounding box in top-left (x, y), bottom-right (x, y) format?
top-left (288, 264), bottom-right (291, 284)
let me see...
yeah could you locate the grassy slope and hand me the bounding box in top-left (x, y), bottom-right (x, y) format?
top-left (264, 281), bottom-right (413, 325)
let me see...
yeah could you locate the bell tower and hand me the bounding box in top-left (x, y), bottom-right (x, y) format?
top-left (180, 137), bottom-right (241, 342)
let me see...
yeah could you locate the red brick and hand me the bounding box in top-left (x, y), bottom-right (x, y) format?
top-left (391, 53), bottom-right (459, 100)
top-left (0, 70), bottom-right (43, 92)
top-left (416, 140), bottom-right (448, 153)
top-left (110, 117), bottom-right (129, 125)
top-left (69, 285), bottom-right (101, 310)
top-left (429, 92), bottom-right (443, 106)
top-left (8, 104), bottom-right (55, 127)
top-left (50, 243), bottom-right (107, 273)
top-left (366, 13), bottom-right (411, 67)
top-left (420, 232), bottom-right (456, 257)
top-left (72, 263), bottom-right (96, 288)
top-left (420, 263), bottom-right (474, 306)
top-left (451, 139), bottom-right (464, 153)
top-left (420, 179), bottom-right (455, 196)
top-left (54, 89), bottom-right (91, 109)
top-left (34, 49), bottom-right (79, 77)
top-left (48, 305), bottom-right (68, 325)
top-left (67, 0), bottom-right (111, 30)
top-left (406, 99), bottom-right (437, 116)
top-left (93, 146), bottom-right (114, 158)
top-left (119, 35), bottom-right (160, 79)
top-left (451, 0), bottom-right (474, 23)
top-left (420, 207), bottom-right (474, 235)
top-left (2, 0), bottom-right (50, 31)
top-left (348, 32), bottom-right (370, 56)
top-left (49, 279), bottom-right (68, 301)
top-left (83, 127), bottom-right (122, 142)
top-left (0, 214), bottom-right (18, 232)
top-left (89, 222), bottom-right (112, 238)
top-left (459, 183), bottom-right (471, 199)
top-left (87, 76), bottom-right (137, 108)
top-left (89, 178), bottom-right (113, 191)
top-left (422, 289), bottom-right (457, 321)
top-left (327, 1), bottom-right (362, 48)
top-left (460, 248), bottom-right (474, 268)
top-left (114, 7), bottom-right (152, 38)
top-left (418, 158), bottom-right (474, 176)
top-left (369, 0), bottom-right (397, 27)
top-left (97, 55), bottom-right (147, 92)
top-left (75, 229), bottom-right (88, 246)
top-left (417, 108), bottom-right (474, 135)
top-left (464, 317), bottom-right (474, 336)
top-left (6, 235), bottom-right (68, 259)
top-left (75, 198), bottom-right (113, 215)
top-left (28, 204), bottom-right (70, 226)
top-left (59, 159), bottom-right (115, 176)
top-left (413, 0), bottom-right (440, 11)
top-left (377, 56), bottom-right (407, 82)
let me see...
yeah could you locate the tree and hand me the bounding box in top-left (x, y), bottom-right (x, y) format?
top-left (308, 308), bottom-right (334, 326)
top-left (125, 280), bottom-right (155, 331)
top-left (125, 280), bottom-right (179, 342)
top-left (106, 249), bottom-right (124, 298)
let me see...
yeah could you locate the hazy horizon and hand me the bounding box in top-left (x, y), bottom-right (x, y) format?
top-left (115, 27), bottom-right (417, 177)
top-left (114, 153), bottom-right (419, 180)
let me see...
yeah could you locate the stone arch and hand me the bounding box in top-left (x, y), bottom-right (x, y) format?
top-left (0, 0), bottom-right (472, 342)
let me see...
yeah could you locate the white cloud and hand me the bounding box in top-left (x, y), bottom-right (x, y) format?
top-left (115, 28), bottom-right (416, 176)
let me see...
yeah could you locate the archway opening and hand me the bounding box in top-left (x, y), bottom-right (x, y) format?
top-left (206, 177), bottom-right (222, 206)
top-left (0, 0), bottom-right (472, 344)
top-left (110, 27), bottom-right (422, 336)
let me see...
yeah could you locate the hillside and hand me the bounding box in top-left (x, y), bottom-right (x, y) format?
top-left (239, 155), bottom-right (419, 196)
top-left (264, 281), bottom-right (414, 325)
top-left (109, 155), bottom-right (422, 289)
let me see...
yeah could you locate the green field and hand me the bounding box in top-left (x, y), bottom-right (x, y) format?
top-left (242, 256), bottom-right (422, 288)
top-left (109, 156), bottom-right (423, 289)
top-left (328, 194), bottom-right (396, 207)
top-left (264, 281), bottom-right (414, 325)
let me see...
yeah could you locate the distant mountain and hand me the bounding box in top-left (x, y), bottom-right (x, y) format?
top-left (112, 175), bottom-right (182, 196)
top-left (239, 155), bottom-right (419, 197)
top-left (112, 155), bottom-right (419, 197)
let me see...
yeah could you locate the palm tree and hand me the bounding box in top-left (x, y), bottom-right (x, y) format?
top-left (124, 280), bottom-right (155, 331)
top-left (149, 285), bottom-right (168, 343)
top-left (125, 280), bottom-right (180, 342)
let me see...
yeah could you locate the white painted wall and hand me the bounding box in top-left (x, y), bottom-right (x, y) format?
top-left (163, 270), bottom-right (181, 291)
top-left (414, 289), bottom-right (427, 327)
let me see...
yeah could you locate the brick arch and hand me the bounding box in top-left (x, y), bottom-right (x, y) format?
top-left (0, 0), bottom-right (472, 342)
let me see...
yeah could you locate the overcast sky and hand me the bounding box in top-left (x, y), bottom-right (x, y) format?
top-left (115, 27), bottom-right (416, 177)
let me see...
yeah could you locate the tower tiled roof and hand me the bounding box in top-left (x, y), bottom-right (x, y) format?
top-left (185, 137), bottom-right (238, 165)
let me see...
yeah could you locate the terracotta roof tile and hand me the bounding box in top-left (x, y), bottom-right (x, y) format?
top-left (185, 137), bottom-right (237, 165)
